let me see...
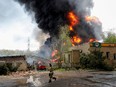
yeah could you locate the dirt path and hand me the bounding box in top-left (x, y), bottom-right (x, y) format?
top-left (44, 70), bottom-right (116, 87)
top-left (0, 70), bottom-right (116, 87)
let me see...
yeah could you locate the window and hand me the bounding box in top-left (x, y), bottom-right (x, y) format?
top-left (68, 54), bottom-right (70, 63)
top-left (68, 54), bottom-right (71, 63)
top-left (106, 52), bottom-right (110, 59)
top-left (114, 53), bottom-right (116, 60)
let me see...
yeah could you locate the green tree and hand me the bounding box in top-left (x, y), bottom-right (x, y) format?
top-left (59, 25), bottom-right (72, 52)
top-left (103, 31), bottom-right (116, 43)
top-left (52, 25), bottom-right (72, 68)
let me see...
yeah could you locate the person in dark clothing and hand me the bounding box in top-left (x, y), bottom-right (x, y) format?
top-left (48, 63), bottom-right (56, 83)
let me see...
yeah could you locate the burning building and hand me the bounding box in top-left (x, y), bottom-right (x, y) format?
top-left (63, 48), bottom-right (80, 68)
top-left (63, 43), bottom-right (90, 68)
top-left (16, 0), bottom-right (102, 46)
top-left (15, 0), bottom-right (103, 66)
top-left (63, 42), bottom-right (116, 68)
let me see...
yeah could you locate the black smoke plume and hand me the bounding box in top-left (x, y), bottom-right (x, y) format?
top-left (16, 0), bottom-right (102, 45)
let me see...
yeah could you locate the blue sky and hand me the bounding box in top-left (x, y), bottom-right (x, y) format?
top-left (0, 0), bottom-right (116, 50)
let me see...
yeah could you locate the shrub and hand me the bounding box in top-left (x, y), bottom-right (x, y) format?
top-left (6, 63), bottom-right (18, 72)
top-left (0, 63), bottom-right (20, 75)
top-left (0, 64), bottom-right (8, 75)
top-left (80, 50), bottom-right (114, 71)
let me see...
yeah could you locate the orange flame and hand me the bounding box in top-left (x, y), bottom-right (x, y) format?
top-left (67, 11), bottom-right (82, 45)
top-left (69, 26), bottom-right (74, 31)
top-left (71, 36), bottom-right (82, 45)
top-left (67, 12), bottom-right (99, 45)
top-left (89, 38), bottom-right (98, 42)
top-left (51, 50), bottom-right (58, 57)
top-left (72, 36), bottom-right (82, 43)
top-left (85, 16), bottom-right (101, 24)
top-left (72, 43), bottom-right (75, 46)
top-left (67, 12), bottom-right (79, 26)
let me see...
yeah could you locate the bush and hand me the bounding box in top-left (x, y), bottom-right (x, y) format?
top-left (6, 63), bottom-right (18, 72)
top-left (80, 50), bottom-right (114, 71)
top-left (0, 64), bottom-right (8, 75)
top-left (0, 63), bottom-right (19, 75)
top-left (102, 63), bottom-right (114, 71)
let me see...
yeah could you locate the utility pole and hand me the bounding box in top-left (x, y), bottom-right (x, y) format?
top-left (27, 37), bottom-right (30, 52)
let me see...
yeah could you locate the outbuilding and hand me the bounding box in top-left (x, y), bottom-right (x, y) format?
top-left (0, 55), bottom-right (27, 71)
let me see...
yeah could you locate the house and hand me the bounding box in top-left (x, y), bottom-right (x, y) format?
top-left (63, 42), bottom-right (116, 68)
top-left (89, 42), bottom-right (116, 60)
top-left (0, 55), bottom-right (27, 71)
top-left (63, 48), bottom-right (80, 68)
top-left (89, 42), bottom-right (116, 67)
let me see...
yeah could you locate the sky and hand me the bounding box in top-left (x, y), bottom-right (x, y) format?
top-left (0, 0), bottom-right (116, 50)
top-left (92, 0), bottom-right (116, 31)
top-left (0, 0), bottom-right (39, 51)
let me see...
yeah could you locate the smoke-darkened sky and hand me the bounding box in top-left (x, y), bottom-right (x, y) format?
top-left (0, 0), bottom-right (116, 50)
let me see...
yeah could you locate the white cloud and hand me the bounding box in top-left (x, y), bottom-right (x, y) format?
top-left (0, 0), bottom-right (39, 51)
top-left (92, 0), bottom-right (116, 32)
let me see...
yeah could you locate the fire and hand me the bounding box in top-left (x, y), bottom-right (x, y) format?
top-left (89, 38), bottom-right (98, 42)
top-left (72, 44), bottom-right (75, 46)
top-left (67, 12), bottom-right (99, 45)
top-left (85, 16), bottom-right (101, 24)
top-left (51, 50), bottom-right (58, 57)
top-left (69, 26), bottom-right (74, 31)
top-left (67, 11), bottom-right (82, 45)
top-left (85, 16), bottom-right (100, 42)
top-left (71, 36), bottom-right (82, 45)
top-left (72, 36), bottom-right (82, 43)
top-left (67, 12), bottom-right (79, 26)
top-left (50, 59), bottom-right (58, 63)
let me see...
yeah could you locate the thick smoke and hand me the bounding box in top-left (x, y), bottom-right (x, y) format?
top-left (16, 0), bottom-right (71, 37)
top-left (16, 0), bottom-right (102, 45)
top-left (37, 45), bottom-right (52, 58)
top-left (33, 28), bottom-right (50, 45)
